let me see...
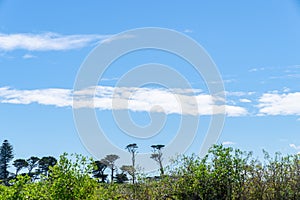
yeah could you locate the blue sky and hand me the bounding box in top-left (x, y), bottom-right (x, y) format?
top-left (0, 1), bottom-right (300, 172)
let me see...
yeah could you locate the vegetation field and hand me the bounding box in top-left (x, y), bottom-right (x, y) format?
top-left (1, 141), bottom-right (300, 200)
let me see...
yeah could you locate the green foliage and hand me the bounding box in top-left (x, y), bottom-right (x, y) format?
top-left (48, 153), bottom-right (97, 199)
top-left (0, 175), bottom-right (48, 200)
top-left (1, 145), bottom-right (300, 199)
top-left (0, 153), bottom-right (100, 199)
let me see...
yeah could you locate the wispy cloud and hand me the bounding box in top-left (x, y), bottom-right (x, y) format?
top-left (289, 144), bottom-right (300, 154)
top-left (289, 144), bottom-right (300, 150)
top-left (225, 91), bottom-right (255, 97)
top-left (269, 74), bottom-right (300, 80)
top-left (100, 77), bottom-right (120, 82)
top-left (239, 98), bottom-right (252, 103)
top-left (283, 87), bottom-right (290, 93)
top-left (0, 32), bottom-right (110, 51)
top-left (22, 53), bottom-right (36, 59)
top-left (258, 92), bottom-right (300, 115)
top-left (100, 34), bottom-right (135, 44)
top-left (248, 67), bottom-right (265, 72)
top-left (183, 29), bottom-right (193, 33)
top-left (0, 87), bottom-right (72, 107)
top-left (222, 141), bottom-right (235, 145)
top-left (248, 65), bottom-right (300, 80)
top-left (0, 86), bottom-right (247, 116)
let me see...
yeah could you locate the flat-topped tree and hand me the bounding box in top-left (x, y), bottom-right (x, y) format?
top-left (126, 143), bottom-right (138, 184)
top-left (38, 156), bottom-right (57, 177)
top-left (26, 156), bottom-right (40, 180)
top-left (101, 154), bottom-right (119, 183)
top-left (13, 159), bottom-right (28, 176)
top-left (27, 156), bottom-right (39, 174)
top-left (151, 144), bottom-right (165, 176)
top-left (93, 160), bottom-right (108, 183)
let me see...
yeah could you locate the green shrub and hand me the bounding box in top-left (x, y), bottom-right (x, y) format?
top-left (47, 153), bottom-right (97, 199)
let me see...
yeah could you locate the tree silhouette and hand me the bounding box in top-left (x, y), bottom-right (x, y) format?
top-left (150, 144), bottom-right (165, 176)
top-left (27, 156), bottom-right (40, 174)
top-left (115, 172), bottom-right (128, 184)
top-left (92, 160), bottom-right (108, 183)
top-left (26, 156), bottom-right (40, 180)
top-left (0, 140), bottom-right (14, 185)
top-left (120, 165), bottom-right (134, 183)
top-left (126, 143), bottom-right (138, 184)
top-left (101, 154), bottom-right (119, 183)
top-left (38, 156), bottom-right (57, 177)
top-left (13, 159), bottom-right (28, 176)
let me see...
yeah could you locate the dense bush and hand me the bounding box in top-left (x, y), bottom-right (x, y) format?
top-left (1, 145), bottom-right (300, 199)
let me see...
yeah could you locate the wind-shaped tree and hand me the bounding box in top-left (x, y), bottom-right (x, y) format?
top-left (101, 154), bottom-right (119, 183)
top-left (26, 156), bottom-right (40, 180)
top-left (38, 156), bottom-right (57, 177)
top-left (119, 165), bottom-right (133, 183)
top-left (27, 156), bottom-right (40, 174)
top-left (126, 143), bottom-right (138, 184)
top-left (13, 159), bottom-right (28, 176)
top-left (150, 144), bottom-right (165, 176)
top-left (92, 160), bottom-right (108, 183)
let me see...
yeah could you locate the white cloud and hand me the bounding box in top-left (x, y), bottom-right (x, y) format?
top-left (289, 144), bottom-right (300, 150)
top-left (0, 86), bottom-right (247, 116)
top-left (100, 77), bottom-right (120, 81)
top-left (0, 32), bottom-right (110, 51)
top-left (222, 141), bottom-right (235, 145)
top-left (239, 98), bottom-right (252, 103)
top-left (224, 105), bottom-right (248, 116)
top-left (248, 67), bottom-right (265, 72)
top-left (289, 144), bottom-right (300, 154)
top-left (22, 53), bottom-right (36, 59)
top-left (0, 87), bottom-right (72, 107)
top-left (74, 86), bottom-right (247, 116)
top-left (226, 91), bottom-right (255, 97)
top-left (249, 68), bottom-right (258, 72)
top-left (258, 92), bottom-right (300, 115)
top-left (283, 87), bottom-right (290, 93)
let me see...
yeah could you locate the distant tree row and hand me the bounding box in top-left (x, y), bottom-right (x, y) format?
top-left (0, 140), bottom-right (165, 185)
top-left (0, 140), bottom-right (57, 185)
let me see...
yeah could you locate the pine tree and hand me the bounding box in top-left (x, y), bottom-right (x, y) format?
top-left (0, 140), bottom-right (14, 185)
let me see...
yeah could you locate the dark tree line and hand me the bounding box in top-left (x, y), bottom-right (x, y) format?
top-left (0, 140), bottom-right (57, 185)
top-left (0, 139), bottom-right (165, 186)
